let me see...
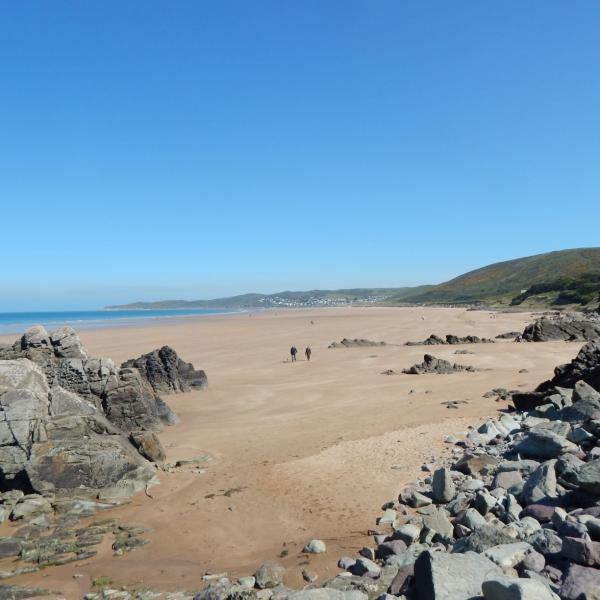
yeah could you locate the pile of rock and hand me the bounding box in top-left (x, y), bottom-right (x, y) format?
top-left (405, 334), bottom-right (494, 346)
top-left (402, 354), bottom-right (477, 375)
top-left (518, 313), bottom-right (600, 342)
top-left (329, 339), bottom-right (387, 348)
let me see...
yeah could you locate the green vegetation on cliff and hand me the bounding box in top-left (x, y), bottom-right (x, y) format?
top-left (394, 248), bottom-right (600, 307)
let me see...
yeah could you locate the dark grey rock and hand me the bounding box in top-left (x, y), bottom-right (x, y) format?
top-left (539, 341), bottom-right (600, 392)
top-left (453, 524), bottom-right (517, 553)
top-left (0, 537), bottom-right (22, 558)
top-left (405, 334), bottom-right (494, 346)
top-left (560, 563), bottom-right (600, 600)
top-left (528, 528), bottom-right (563, 556)
top-left (514, 430), bottom-right (577, 459)
top-left (122, 345), bottom-right (208, 393)
top-left (431, 468), bottom-right (455, 503)
top-left (522, 460), bottom-right (557, 504)
top-left (402, 354), bottom-right (476, 375)
top-left (562, 536), bottom-right (600, 566)
top-left (521, 314), bottom-right (600, 343)
top-left (571, 459), bottom-right (600, 495)
top-left (482, 577), bottom-right (558, 600)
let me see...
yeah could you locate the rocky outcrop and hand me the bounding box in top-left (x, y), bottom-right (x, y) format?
top-left (0, 359), bottom-right (155, 498)
top-left (122, 345), bottom-right (208, 393)
top-left (328, 339), bottom-right (386, 348)
top-left (0, 325), bottom-right (207, 501)
top-left (519, 312), bottom-right (600, 342)
top-left (0, 326), bottom-right (208, 435)
top-left (402, 354), bottom-right (477, 374)
top-left (102, 366), bottom-right (179, 432)
top-left (537, 341), bottom-right (600, 392)
top-left (405, 334), bottom-right (494, 346)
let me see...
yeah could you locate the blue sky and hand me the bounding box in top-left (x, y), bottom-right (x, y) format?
top-left (1, 1), bottom-right (599, 310)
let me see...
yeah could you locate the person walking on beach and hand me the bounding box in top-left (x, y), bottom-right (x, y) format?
top-left (305, 346), bottom-right (312, 361)
top-left (290, 346), bottom-right (298, 362)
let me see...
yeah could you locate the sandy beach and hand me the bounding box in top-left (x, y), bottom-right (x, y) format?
top-left (0, 306), bottom-right (584, 597)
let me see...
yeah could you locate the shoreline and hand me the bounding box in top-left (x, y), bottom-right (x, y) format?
top-left (0, 303), bottom-right (545, 338)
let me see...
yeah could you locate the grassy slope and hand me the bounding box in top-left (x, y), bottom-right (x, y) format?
top-left (393, 247), bottom-right (600, 305)
top-left (106, 286), bottom-right (435, 310)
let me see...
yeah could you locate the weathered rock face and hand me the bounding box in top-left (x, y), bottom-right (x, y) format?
top-left (103, 367), bottom-right (179, 432)
top-left (0, 358), bottom-right (155, 497)
top-left (405, 334), bottom-right (494, 346)
top-left (122, 345), bottom-right (208, 393)
top-left (520, 313), bottom-right (600, 342)
top-left (538, 341), bottom-right (600, 392)
top-left (402, 354), bottom-right (476, 374)
top-left (25, 414), bottom-right (155, 499)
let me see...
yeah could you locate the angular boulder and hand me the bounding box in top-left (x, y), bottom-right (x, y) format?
top-left (521, 315), bottom-right (600, 343)
top-left (414, 550), bottom-right (502, 600)
top-left (482, 577), bottom-right (559, 600)
top-left (122, 345), bottom-right (208, 393)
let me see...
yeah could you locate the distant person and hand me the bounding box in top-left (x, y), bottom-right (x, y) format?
top-left (305, 346), bottom-right (312, 361)
top-left (290, 346), bottom-right (298, 362)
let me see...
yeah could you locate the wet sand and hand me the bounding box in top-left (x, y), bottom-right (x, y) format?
top-left (1, 306), bottom-right (583, 597)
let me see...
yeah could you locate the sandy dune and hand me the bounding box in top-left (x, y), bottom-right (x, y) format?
top-left (1, 307), bottom-right (584, 597)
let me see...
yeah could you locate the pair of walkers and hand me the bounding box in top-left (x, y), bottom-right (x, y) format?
top-left (290, 345), bottom-right (311, 362)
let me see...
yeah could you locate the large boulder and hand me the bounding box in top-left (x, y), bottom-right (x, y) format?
top-left (569, 459), bottom-right (600, 496)
top-left (414, 550), bottom-right (503, 600)
top-left (103, 367), bottom-right (178, 432)
top-left (0, 360), bottom-right (50, 489)
top-left (560, 563), bottom-right (600, 600)
top-left (521, 314), bottom-right (600, 343)
top-left (49, 326), bottom-right (88, 359)
top-left (514, 430), bottom-right (577, 459)
top-left (25, 414), bottom-right (155, 499)
top-left (121, 345), bottom-right (208, 393)
top-left (482, 577), bottom-right (559, 600)
top-left (522, 460), bottom-right (557, 504)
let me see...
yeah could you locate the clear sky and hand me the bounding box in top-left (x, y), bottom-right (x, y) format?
top-left (1, 1), bottom-right (599, 310)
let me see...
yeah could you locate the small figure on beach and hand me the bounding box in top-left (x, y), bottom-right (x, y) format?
top-left (305, 346), bottom-right (312, 361)
top-left (290, 346), bottom-right (298, 362)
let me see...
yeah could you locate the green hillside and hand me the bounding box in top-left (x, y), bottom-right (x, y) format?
top-left (106, 286), bottom-right (433, 310)
top-left (394, 247), bottom-right (600, 306)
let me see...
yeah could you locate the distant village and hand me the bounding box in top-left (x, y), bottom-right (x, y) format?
top-left (256, 294), bottom-right (388, 307)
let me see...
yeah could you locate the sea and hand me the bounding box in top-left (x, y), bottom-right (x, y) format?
top-left (0, 308), bottom-right (236, 335)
